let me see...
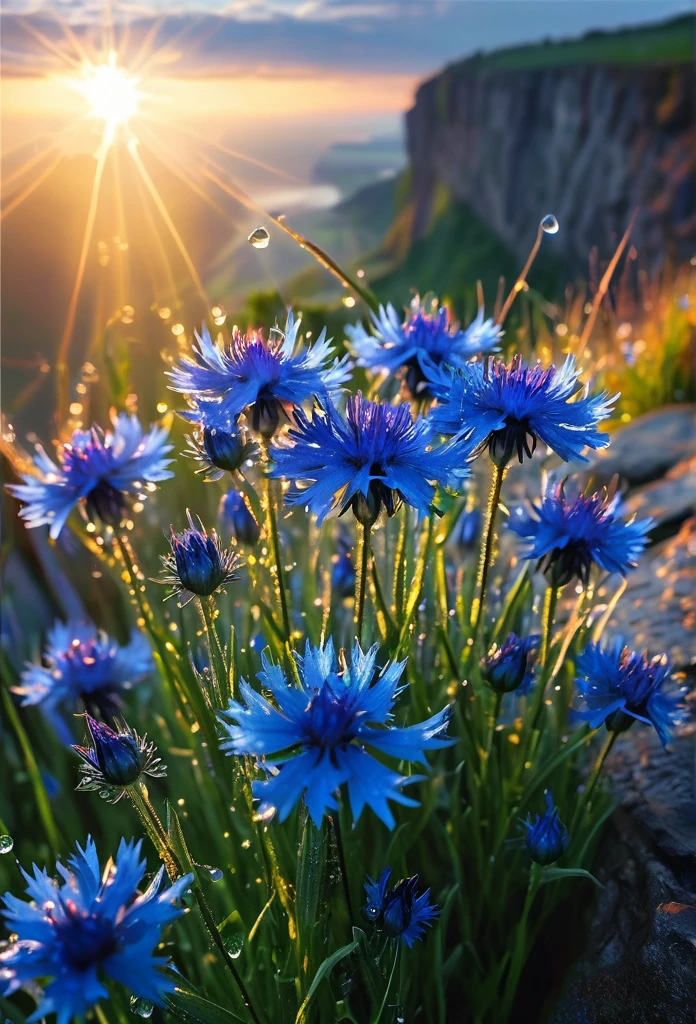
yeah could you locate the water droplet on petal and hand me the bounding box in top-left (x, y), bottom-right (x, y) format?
top-left (248, 227), bottom-right (270, 249)
top-left (540, 214), bottom-right (559, 234)
top-left (224, 932), bottom-right (244, 958)
top-left (129, 996), bottom-right (154, 1017)
top-left (0, 836), bottom-right (13, 855)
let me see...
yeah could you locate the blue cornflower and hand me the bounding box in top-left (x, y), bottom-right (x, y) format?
top-left (168, 311), bottom-right (352, 438)
top-left (219, 489), bottom-right (260, 546)
top-left (0, 837), bottom-right (192, 1023)
top-left (218, 639), bottom-right (454, 828)
top-left (184, 411), bottom-right (257, 481)
top-left (483, 633), bottom-right (539, 694)
top-left (269, 392), bottom-right (471, 527)
top-left (157, 511), bottom-right (242, 606)
top-left (73, 715), bottom-right (166, 801)
top-left (17, 621), bottom-right (152, 720)
top-left (574, 638), bottom-right (686, 748)
top-left (509, 481), bottom-right (652, 587)
top-left (346, 298), bottom-right (501, 396)
top-left (7, 413), bottom-right (173, 538)
top-left (428, 354), bottom-right (616, 466)
top-left (523, 792), bottom-right (570, 865)
top-left (362, 867), bottom-right (438, 946)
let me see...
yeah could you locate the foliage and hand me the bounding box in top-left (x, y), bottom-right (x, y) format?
top-left (0, 255), bottom-right (688, 1024)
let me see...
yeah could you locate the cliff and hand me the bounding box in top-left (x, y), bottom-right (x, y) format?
top-left (398, 15), bottom-right (695, 283)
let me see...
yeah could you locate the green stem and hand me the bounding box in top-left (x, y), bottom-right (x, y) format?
top-left (469, 463), bottom-right (505, 645)
top-left (262, 451), bottom-right (292, 642)
top-left (538, 584), bottom-right (558, 670)
top-left (332, 812), bottom-right (355, 927)
top-left (0, 657), bottom-right (61, 858)
top-left (526, 586), bottom-right (560, 739)
top-left (355, 522), bottom-right (371, 645)
top-left (500, 864), bottom-right (540, 1018)
top-left (199, 596), bottom-right (228, 707)
top-left (570, 731), bottom-right (617, 834)
top-left (481, 691), bottom-right (503, 785)
top-left (128, 784), bottom-right (263, 1024)
top-left (373, 944), bottom-right (400, 1024)
top-left (393, 506), bottom-right (409, 620)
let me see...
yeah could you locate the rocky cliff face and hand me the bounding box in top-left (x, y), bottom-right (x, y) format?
top-left (405, 56), bottom-right (695, 274)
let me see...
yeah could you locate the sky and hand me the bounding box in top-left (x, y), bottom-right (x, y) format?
top-left (2, 0), bottom-right (692, 174)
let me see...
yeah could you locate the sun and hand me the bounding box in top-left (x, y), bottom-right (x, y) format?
top-left (75, 51), bottom-right (141, 148)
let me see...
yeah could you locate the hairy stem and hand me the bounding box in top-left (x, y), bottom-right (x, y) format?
top-left (129, 784), bottom-right (263, 1024)
top-left (469, 463), bottom-right (505, 645)
top-left (355, 522), bottom-right (371, 645)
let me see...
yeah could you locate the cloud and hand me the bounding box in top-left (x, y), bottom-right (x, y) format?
top-left (1, 0), bottom-right (691, 80)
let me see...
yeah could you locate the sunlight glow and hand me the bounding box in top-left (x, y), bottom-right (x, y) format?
top-left (77, 52), bottom-right (140, 147)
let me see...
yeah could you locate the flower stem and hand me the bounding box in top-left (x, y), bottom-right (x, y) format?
top-left (570, 730), bottom-right (617, 833)
top-left (0, 654), bottom-right (61, 859)
top-left (481, 691), bottom-right (503, 785)
top-left (374, 943), bottom-right (400, 1024)
top-left (261, 447), bottom-right (292, 642)
top-left (128, 784), bottom-right (264, 1024)
top-left (199, 596), bottom-right (228, 708)
top-left (500, 863), bottom-right (540, 1017)
top-left (332, 811), bottom-right (355, 927)
top-left (469, 463), bottom-right (505, 645)
top-left (355, 522), bottom-right (371, 645)
top-left (520, 585), bottom-right (560, 769)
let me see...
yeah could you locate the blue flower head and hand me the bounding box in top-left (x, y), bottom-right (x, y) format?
top-left (168, 311), bottom-right (352, 438)
top-left (0, 837), bottom-right (192, 1024)
top-left (428, 355), bottom-right (616, 467)
top-left (17, 621), bottom-right (153, 720)
top-left (219, 489), bottom-right (260, 546)
top-left (509, 481), bottom-right (652, 587)
top-left (157, 510), bottom-right (242, 606)
top-left (7, 413), bottom-right (173, 538)
top-left (218, 639), bottom-right (454, 828)
top-left (483, 633), bottom-right (539, 694)
top-left (361, 867), bottom-right (438, 947)
top-left (346, 297), bottom-right (501, 396)
top-left (269, 392), bottom-right (471, 527)
top-left (184, 412), bottom-right (257, 481)
top-left (73, 715), bottom-right (166, 801)
top-left (523, 792), bottom-right (570, 865)
top-left (574, 638), bottom-right (686, 748)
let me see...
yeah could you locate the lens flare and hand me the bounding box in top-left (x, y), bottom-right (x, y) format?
top-left (77, 52), bottom-right (140, 147)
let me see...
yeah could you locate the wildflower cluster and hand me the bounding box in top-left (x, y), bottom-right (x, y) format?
top-left (4, 280), bottom-right (689, 1024)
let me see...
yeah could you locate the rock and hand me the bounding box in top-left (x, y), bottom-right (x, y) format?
top-left (624, 455), bottom-right (696, 538)
top-left (552, 724), bottom-right (696, 1024)
top-left (562, 406), bottom-right (696, 488)
top-left (606, 517), bottom-right (696, 670)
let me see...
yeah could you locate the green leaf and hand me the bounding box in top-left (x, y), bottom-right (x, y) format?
top-left (166, 800), bottom-right (199, 883)
top-left (167, 987), bottom-right (248, 1023)
top-left (538, 866), bottom-right (603, 888)
top-left (295, 940), bottom-right (359, 1024)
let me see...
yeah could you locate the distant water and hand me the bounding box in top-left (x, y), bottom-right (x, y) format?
top-left (253, 183), bottom-right (342, 216)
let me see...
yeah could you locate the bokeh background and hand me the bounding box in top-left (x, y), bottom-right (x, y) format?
top-left (2, 0), bottom-right (694, 439)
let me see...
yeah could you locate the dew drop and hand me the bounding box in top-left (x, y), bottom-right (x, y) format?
top-left (206, 866), bottom-right (223, 882)
top-left (224, 932), bottom-right (244, 958)
top-left (540, 213), bottom-right (559, 234)
top-left (129, 996), bottom-right (154, 1017)
top-left (248, 227), bottom-right (270, 249)
top-left (0, 836), bottom-right (13, 855)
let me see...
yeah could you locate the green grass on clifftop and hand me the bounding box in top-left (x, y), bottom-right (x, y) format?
top-left (450, 13), bottom-right (693, 73)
